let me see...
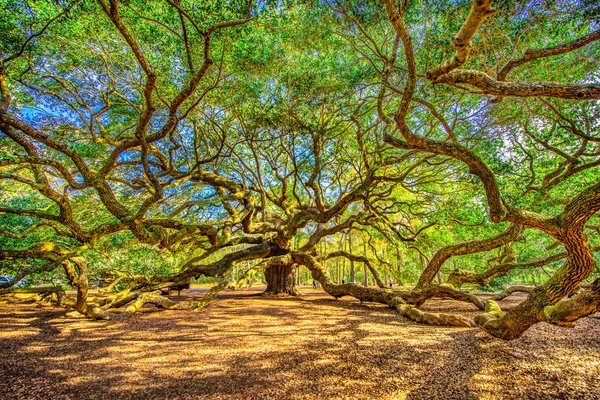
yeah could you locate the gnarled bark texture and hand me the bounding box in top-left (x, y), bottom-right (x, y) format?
top-left (476, 231), bottom-right (598, 339)
top-left (264, 261), bottom-right (300, 295)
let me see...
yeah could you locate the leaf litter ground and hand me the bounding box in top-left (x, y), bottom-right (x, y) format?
top-left (1, 287), bottom-right (599, 399)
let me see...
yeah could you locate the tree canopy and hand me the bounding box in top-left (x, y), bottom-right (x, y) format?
top-left (1, 0), bottom-right (599, 340)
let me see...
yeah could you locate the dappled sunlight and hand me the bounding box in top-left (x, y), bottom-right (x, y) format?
top-left (1, 289), bottom-right (599, 399)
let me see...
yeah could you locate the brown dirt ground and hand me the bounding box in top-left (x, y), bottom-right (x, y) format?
top-left (1, 286), bottom-right (599, 400)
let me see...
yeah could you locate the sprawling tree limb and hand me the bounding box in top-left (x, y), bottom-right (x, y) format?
top-left (0, 286), bottom-right (66, 306)
top-left (383, 134), bottom-right (509, 225)
top-left (404, 285), bottom-right (485, 310)
top-left (323, 251), bottom-right (386, 288)
top-left (0, 286), bottom-right (65, 297)
top-left (497, 29), bottom-right (600, 82)
top-left (426, 0), bottom-right (496, 81)
top-left (540, 279), bottom-right (600, 327)
top-left (386, 132), bottom-right (599, 339)
top-left (475, 229), bottom-right (598, 339)
top-left (292, 251), bottom-right (476, 327)
top-left (299, 216), bottom-right (364, 251)
top-left (424, 0), bottom-right (599, 101)
top-left (395, 304), bottom-right (475, 327)
top-left (383, 1), bottom-right (600, 339)
top-left (175, 241), bottom-right (281, 280)
top-left (436, 70), bottom-right (600, 100)
top-left (477, 279), bottom-right (600, 331)
top-left (448, 246), bottom-right (600, 287)
top-left (489, 285), bottom-right (534, 301)
top-left (82, 257), bottom-right (276, 320)
top-left (417, 223), bottom-right (523, 288)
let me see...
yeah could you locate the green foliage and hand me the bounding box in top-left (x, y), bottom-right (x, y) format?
top-left (0, 0), bottom-right (598, 292)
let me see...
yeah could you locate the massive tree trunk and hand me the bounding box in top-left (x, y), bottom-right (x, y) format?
top-left (264, 261), bottom-right (300, 295)
top-left (476, 230), bottom-right (598, 339)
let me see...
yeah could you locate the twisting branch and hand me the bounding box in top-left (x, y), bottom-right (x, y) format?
top-left (497, 29), bottom-right (600, 82)
top-left (436, 69), bottom-right (600, 100)
top-left (489, 285), bottom-right (534, 301)
top-left (426, 0), bottom-right (496, 81)
top-left (3, 1), bottom-right (81, 64)
top-left (424, 0), bottom-right (600, 101)
top-left (417, 224), bottom-right (524, 288)
top-left (293, 251), bottom-right (477, 327)
top-left (323, 251), bottom-right (386, 288)
top-left (448, 246), bottom-right (600, 287)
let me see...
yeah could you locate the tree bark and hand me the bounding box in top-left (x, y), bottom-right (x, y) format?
top-left (426, 0), bottom-right (495, 81)
top-left (417, 223), bottom-right (523, 288)
top-left (264, 261), bottom-right (300, 295)
top-left (292, 251), bottom-right (476, 327)
top-left (348, 234), bottom-right (355, 283)
top-left (476, 230), bottom-right (598, 339)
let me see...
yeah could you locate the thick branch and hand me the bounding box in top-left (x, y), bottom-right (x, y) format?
top-left (489, 285), bottom-right (534, 301)
top-left (437, 69), bottom-right (600, 100)
top-left (540, 279), bottom-right (600, 327)
top-left (417, 223), bottom-right (523, 287)
top-left (498, 29), bottom-right (600, 82)
top-left (292, 251), bottom-right (476, 328)
top-left (427, 0), bottom-right (496, 81)
top-left (324, 251), bottom-right (386, 288)
top-left (448, 246), bottom-right (600, 287)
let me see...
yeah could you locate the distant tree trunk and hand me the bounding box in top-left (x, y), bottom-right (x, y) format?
top-left (396, 247), bottom-right (403, 286)
top-left (363, 241), bottom-right (368, 287)
top-left (264, 261), bottom-right (300, 295)
top-left (348, 233), bottom-right (355, 283)
top-left (340, 237), bottom-right (346, 282)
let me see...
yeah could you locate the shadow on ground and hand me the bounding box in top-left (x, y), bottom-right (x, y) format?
top-left (1, 288), bottom-right (599, 399)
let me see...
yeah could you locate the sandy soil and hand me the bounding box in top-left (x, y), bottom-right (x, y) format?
top-left (1, 286), bottom-right (599, 400)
